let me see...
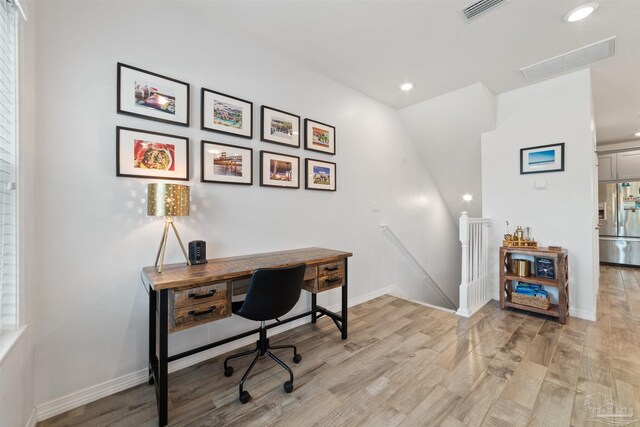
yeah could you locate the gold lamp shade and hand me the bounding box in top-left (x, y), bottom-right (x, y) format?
top-left (147, 183), bottom-right (191, 273)
top-left (147, 183), bottom-right (190, 217)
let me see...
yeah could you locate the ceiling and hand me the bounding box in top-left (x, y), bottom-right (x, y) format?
top-left (195, 0), bottom-right (640, 144)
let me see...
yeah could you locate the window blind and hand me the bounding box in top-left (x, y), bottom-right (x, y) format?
top-left (0, 0), bottom-right (18, 331)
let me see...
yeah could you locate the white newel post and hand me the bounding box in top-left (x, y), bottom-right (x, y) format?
top-left (457, 211), bottom-right (470, 317)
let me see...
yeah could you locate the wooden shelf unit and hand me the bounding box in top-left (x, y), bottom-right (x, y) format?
top-left (499, 246), bottom-right (569, 324)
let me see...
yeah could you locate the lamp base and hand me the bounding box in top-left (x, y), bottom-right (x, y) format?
top-left (155, 217), bottom-right (191, 273)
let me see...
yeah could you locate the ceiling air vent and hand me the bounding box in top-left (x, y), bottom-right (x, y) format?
top-left (519, 36), bottom-right (616, 82)
top-left (461, 0), bottom-right (509, 20)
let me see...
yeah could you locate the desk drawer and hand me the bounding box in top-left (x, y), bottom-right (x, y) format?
top-left (318, 273), bottom-right (344, 292)
top-left (173, 282), bottom-right (228, 309)
top-left (171, 300), bottom-right (230, 332)
top-left (318, 261), bottom-right (344, 277)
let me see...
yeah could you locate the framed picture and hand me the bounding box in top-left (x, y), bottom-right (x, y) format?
top-left (201, 88), bottom-right (253, 139)
top-left (520, 143), bottom-right (565, 174)
top-left (260, 106), bottom-right (300, 148)
top-left (305, 119), bottom-right (336, 155)
top-left (535, 257), bottom-right (556, 280)
top-left (201, 140), bottom-right (253, 185)
top-left (305, 158), bottom-right (336, 191)
top-left (116, 126), bottom-right (189, 181)
top-left (117, 63), bottom-right (190, 126)
top-left (260, 151), bottom-right (299, 189)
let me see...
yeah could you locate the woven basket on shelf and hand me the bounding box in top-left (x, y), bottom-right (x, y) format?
top-left (512, 293), bottom-right (551, 310)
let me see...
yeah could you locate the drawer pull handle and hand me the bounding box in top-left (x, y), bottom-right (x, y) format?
top-left (188, 306), bottom-right (216, 317)
top-left (324, 266), bottom-right (339, 271)
top-left (326, 277), bottom-right (341, 283)
top-left (188, 289), bottom-right (216, 300)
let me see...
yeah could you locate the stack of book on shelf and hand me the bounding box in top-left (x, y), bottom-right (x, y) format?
top-left (512, 283), bottom-right (550, 310)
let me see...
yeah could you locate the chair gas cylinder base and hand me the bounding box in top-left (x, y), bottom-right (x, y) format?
top-left (222, 264), bottom-right (306, 404)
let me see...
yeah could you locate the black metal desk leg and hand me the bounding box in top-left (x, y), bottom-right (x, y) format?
top-left (311, 293), bottom-right (317, 324)
top-left (149, 287), bottom-right (157, 385)
top-left (158, 290), bottom-right (169, 427)
top-left (342, 259), bottom-right (348, 340)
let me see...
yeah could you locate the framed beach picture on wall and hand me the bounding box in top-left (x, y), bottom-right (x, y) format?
top-left (304, 119), bottom-right (336, 155)
top-left (117, 63), bottom-right (190, 126)
top-left (116, 126), bottom-right (189, 181)
top-left (260, 106), bottom-right (300, 148)
top-left (305, 158), bottom-right (336, 191)
top-left (201, 140), bottom-right (253, 185)
top-left (260, 151), bottom-right (299, 189)
top-left (520, 143), bottom-right (565, 174)
top-left (201, 88), bottom-right (253, 139)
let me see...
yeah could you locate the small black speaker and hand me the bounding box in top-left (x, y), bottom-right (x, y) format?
top-left (188, 241), bottom-right (207, 265)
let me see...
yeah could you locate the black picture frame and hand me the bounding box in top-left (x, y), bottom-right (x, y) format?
top-left (201, 140), bottom-right (253, 186)
top-left (116, 126), bottom-right (189, 181)
top-left (201, 88), bottom-right (253, 139)
top-left (304, 118), bottom-right (336, 155)
top-left (259, 150), bottom-right (300, 189)
top-left (260, 105), bottom-right (301, 148)
top-left (520, 143), bottom-right (565, 175)
top-left (116, 63), bottom-right (190, 127)
top-left (305, 158), bottom-right (337, 191)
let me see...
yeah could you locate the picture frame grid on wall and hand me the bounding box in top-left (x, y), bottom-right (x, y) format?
top-left (201, 140), bottom-right (253, 185)
top-left (201, 88), bottom-right (253, 139)
top-left (305, 158), bottom-right (337, 191)
top-left (117, 63), bottom-right (190, 127)
top-left (520, 142), bottom-right (565, 175)
top-left (260, 105), bottom-right (301, 148)
top-left (259, 150), bottom-right (300, 189)
top-left (116, 126), bottom-right (190, 181)
top-left (304, 118), bottom-right (336, 155)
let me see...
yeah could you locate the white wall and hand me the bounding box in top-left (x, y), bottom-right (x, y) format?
top-left (31, 0), bottom-right (460, 412)
top-left (399, 83), bottom-right (496, 219)
top-left (0, 0), bottom-right (37, 425)
top-left (481, 69), bottom-right (598, 320)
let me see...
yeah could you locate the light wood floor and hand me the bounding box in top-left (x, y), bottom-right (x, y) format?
top-left (39, 265), bottom-right (640, 426)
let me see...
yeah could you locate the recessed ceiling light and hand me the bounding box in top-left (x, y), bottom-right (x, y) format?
top-left (400, 82), bottom-right (414, 91)
top-left (564, 2), bottom-right (598, 22)
top-left (635, 132), bottom-right (640, 137)
top-left (462, 194), bottom-right (473, 201)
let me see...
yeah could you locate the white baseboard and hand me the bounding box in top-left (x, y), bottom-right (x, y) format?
top-left (35, 285), bottom-right (397, 422)
top-left (569, 307), bottom-right (597, 322)
top-left (386, 285), bottom-right (456, 314)
top-left (25, 407), bottom-right (37, 427)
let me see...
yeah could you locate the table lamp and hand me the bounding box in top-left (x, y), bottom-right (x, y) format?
top-left (147, 183), bottom-right (191, 273)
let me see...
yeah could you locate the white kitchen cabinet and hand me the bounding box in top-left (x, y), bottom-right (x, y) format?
top-left (598, 153), bottom-right (616, 181)
top-left (616, 150), bottom-right (640, 180)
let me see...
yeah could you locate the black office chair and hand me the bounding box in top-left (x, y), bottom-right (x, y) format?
top-left (223, 264), bottom-right (306, 404)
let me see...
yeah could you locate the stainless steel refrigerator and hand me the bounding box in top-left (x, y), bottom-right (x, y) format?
top-left (599, 182), bottom-right (640, 266)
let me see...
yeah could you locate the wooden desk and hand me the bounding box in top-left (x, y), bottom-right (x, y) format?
top-left (141, 247), bottom-right (353, 426)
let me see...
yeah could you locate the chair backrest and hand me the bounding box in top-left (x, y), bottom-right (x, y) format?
top-left (237, 264), bottom-right (306, 321)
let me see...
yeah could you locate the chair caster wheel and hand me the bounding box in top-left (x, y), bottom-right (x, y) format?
top-left (284, 381), bottom-right (294, 393)
top-left (239, 390), bottom-right (251, 404)
top-left (224, 366), bottom-right (233, 377)
top-left (293, 354), bottom-right (302, 364)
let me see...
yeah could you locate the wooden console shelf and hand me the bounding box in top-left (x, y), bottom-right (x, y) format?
top-left (499, 246), bottom-right (569, 323)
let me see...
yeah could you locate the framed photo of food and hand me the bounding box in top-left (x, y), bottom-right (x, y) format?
top-left (201, 140), bottom-right (253, 185)
top-left (117, 63), bottom-right (190, 126)
top-left (260, 151), bottom-right (299, 189)
top-left (201, 88), bottom-right (253, 139)
top-left (260, 106), bottom-right (300, 148)
top-left (116, 126), bottom-right (189, 181)
top-left (304, 119), bottom-right (335, 155)
top-left (305, 158), bottom-right (336, 191)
